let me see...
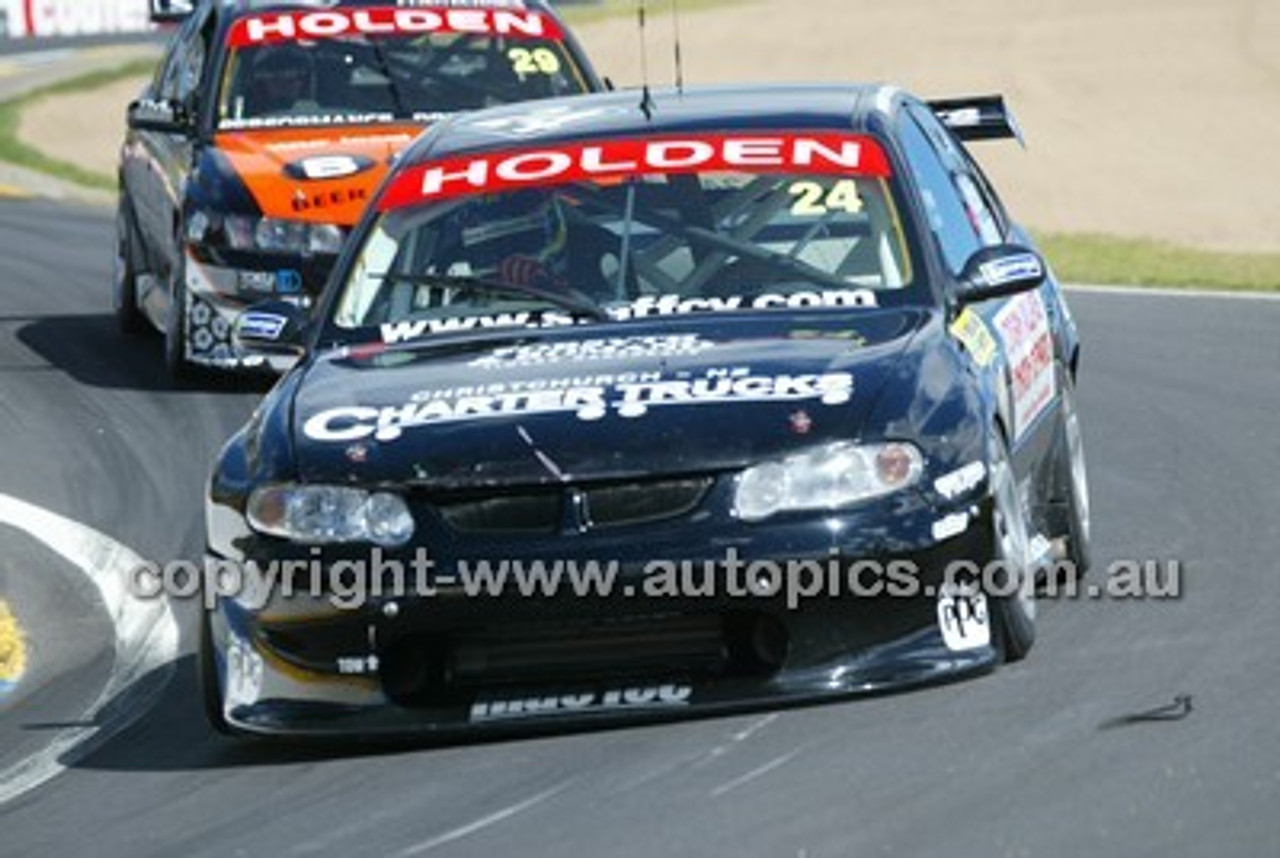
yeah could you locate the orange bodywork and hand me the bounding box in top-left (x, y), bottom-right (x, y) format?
top-left (214, 124), bottom-right (425, 226)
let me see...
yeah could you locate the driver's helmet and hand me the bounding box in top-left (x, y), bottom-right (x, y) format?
top-left (248, 45), bottom-right (314, 114)
top-left (450, 189), bottom-right (570, 288)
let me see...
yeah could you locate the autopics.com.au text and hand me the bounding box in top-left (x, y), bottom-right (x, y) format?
top-left (128, 548), bottom-right (1183, 612)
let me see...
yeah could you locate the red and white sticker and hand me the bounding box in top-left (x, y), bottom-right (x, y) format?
top-left (993, 290), bottom-right (1055, 438)
top-left (379, 133), bottom-right (893, 209)
top-left (228, 6), bottom-right (561, 47)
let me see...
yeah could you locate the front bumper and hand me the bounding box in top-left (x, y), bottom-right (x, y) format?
top-left (204, 499), bottom-right (1004, 738)
top-left (180, 248), bottom-right (328, 371)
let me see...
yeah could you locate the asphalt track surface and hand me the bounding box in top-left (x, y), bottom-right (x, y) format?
top-left (0, 198), bottom-right (1277, 856)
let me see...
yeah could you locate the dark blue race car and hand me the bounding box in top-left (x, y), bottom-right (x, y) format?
top-left (201, 84), bottom-right (1090, 737)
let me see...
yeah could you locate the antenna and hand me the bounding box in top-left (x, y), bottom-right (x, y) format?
top-left (637, 0), bottom-right (653, 119)
top-left (671, 0), bottom-right (684, 94)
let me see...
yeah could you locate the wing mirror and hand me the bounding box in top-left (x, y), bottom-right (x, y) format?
top-left (956, 244), bottom-right (1047, 306)
top-left (126, 98), bottom-right (193, 135)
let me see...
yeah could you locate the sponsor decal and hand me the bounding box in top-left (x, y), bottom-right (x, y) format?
top-left (380, 133), bottom-right (893, 209)
top-left (265, 133), bottom-right (416, 154)
top-left (469, 334), bottom-right (715, 369)
top-left (228, 6), bottom-right (560, 47)
top-left (934, 461), bottom-right (986, 500)
top-left (937, 580), bottom-right (990, 652)
top-left (336, 654), bottom-right (380, 676)
top-left (224, 633), bottom-right (264, 709)
top-left (237, 311), bottom-right (289, 341)
top-left (948, 307), bottom-right (997, 367)
top-left (930, 511), bottom-right (970, 542)
top-left (993, 291), bottom-right (1055, 438)
top-left (979, 253), bottom-right (1043, 288)
top-left (0, 599), bottom-right (27, 694)
top-left (379, 290), bottom-right (880, 343)
top-left (471, 683), bottom-right (692, 722)
top-left (285, 154), bottom-right (376, 181)
top-left (302, 368), bottom-right (855, 442)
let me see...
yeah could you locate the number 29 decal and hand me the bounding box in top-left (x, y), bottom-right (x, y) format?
top-left (508, 47), bottom-right (562, 78)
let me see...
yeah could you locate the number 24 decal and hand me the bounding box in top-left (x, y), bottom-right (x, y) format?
top-left (508, 48), bottom-right (562, 77)
top-left (789, 179), bottom-right (864, 216)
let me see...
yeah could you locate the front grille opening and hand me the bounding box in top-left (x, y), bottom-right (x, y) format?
top-left (436, 491), bottom-right (562, 534)
top-left (583, 478), bottom-right (713, 528)
top-left (379, 612), bottom-right (788, 708)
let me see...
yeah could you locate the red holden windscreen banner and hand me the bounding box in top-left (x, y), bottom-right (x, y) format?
top-left (379, 133), bottom-right (894, 210)
top-left (3, 0), bottom-right (151, 37)
top-left (227, 6), bottom-right (563, 48)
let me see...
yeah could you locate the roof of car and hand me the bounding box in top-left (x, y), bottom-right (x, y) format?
top-left (405, 83), bottom-right (902, 163)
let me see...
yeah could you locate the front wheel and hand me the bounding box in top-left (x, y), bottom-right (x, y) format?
top-left (988, 427), bottom-right (1036, 662)
top-left (164, 255), bottom-right (196, 385)
top-left (112, 205), bottom-right (148, 336)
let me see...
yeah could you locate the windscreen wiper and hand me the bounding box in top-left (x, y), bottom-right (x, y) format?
top-left (371, 272), bottom-right (612, 323)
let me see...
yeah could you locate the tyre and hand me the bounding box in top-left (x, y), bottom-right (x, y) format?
top-left (164, 253), bottom-right (197, 385)
top-left (1058, 374), bottom-right (1092, 576)
top-left (988, 426), bottom-right (1036, 661)
top-left (112, 204), bottom-right (148, 336)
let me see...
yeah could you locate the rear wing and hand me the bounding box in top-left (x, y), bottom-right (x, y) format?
top-left (929, 95), bottom-right (1025, 147)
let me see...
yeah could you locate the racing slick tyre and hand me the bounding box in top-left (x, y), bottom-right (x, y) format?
top-left (1057, 373), bottom-right (1093, 577)
top-left (112, 204), bottom-right (148, 336)
top-left (198, 603), bottom-right (235, 736)
top-left (164, 254), bottom-right (197, 386)
top-left (988, 426), bottom-right (1036, 662)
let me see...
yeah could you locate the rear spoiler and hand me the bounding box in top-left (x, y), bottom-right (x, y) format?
top-left (929, 95), bottom-right (1026, 147)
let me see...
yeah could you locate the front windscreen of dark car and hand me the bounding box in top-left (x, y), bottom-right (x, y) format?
top-left (216, 10), bottom-right (590, 129)
top-left (326, 131), bottom-right (923, 345)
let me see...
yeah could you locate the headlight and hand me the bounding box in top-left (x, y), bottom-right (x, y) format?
top-left (246, 484), bottom-right (415, 547)
top-left (193, 212), bottom-right (346, 256)
top-left (734, 441), bottom-right (924, 521)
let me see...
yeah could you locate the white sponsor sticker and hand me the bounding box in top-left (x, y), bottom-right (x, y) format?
top-left (470, 683), bottom-right (692, 722)
top-left (469, 334), bottom-right (715, 369)
top-left (224, 633), bottom-right (264, 710)
top-left (930, 512), bottom-right (970, 542)
top-left (302, 369), bottom-right (855, 442)
top-left (380, 290), bottom-right (880, 344)
top-left (936, 581), bottom-right (990, 652)
top-left (993, 291), bottom-right (1055, 439)
top-left (934, 461), bottom-right (986, 500)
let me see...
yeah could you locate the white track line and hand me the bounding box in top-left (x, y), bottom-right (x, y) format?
top-left (396, 780), bottom-right (575, 856)
top-left (0, 493), bottom-right (178, 807)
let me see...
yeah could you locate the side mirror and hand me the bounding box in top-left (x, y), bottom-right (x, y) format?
top-left (956, 245), bottom-right (1046, 306)
top-left (235, 301), bottom-right (309, 355)
top-left (127, 98), bottom-right (192, 135)
top-left (149, 0), bottom-right (194, 23)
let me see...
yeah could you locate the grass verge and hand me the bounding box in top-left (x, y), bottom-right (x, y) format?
top-left (0, 58), bottom-right (156, 191)
top-left (1037, 233), bottom-right (1280, 293)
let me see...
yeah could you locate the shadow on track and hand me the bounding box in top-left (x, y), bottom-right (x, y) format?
top-left (12, 312), bottom-right (274, 395)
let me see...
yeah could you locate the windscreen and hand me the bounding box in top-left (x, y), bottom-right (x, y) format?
top-left (217, 6), bottom-right (589, 129)
top-left (331, 131), bottom-right (919, 342)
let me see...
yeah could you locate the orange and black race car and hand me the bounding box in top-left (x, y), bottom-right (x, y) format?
top-left (114, 0), bottom-right (602, 380)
